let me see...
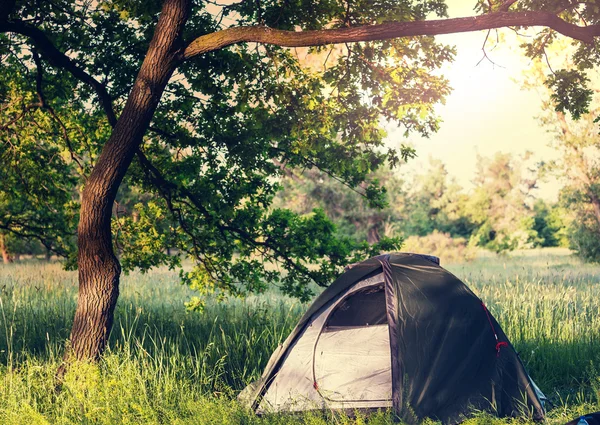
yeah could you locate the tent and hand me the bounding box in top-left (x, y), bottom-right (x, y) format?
top-left (239, 253), bottom-right (545, 424)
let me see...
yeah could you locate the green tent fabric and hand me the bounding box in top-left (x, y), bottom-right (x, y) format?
top-left (239, 253), bottom-right (545, 424)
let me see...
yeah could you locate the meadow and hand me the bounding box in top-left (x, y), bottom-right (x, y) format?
top-left (0, 249), bottom-right (600, 424)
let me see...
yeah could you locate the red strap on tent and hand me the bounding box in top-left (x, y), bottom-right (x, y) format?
top-left (481, 302), bottom-right (507, 357)
top-left (313, 381), bottom-right (319, 390)
top-left (496, 341), bottom-right (508, 354)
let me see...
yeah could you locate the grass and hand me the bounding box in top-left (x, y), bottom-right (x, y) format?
top-left (0, 249), bottom-right (600, 424)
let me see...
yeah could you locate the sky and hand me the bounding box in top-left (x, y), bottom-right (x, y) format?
top-left (388, 1), bottom-right (562, 200)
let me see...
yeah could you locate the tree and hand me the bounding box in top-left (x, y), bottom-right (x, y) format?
top-left (0, 233), bottom-right (11, 264)
top-left (400, 158), bottom-right (474, 238)
top-left (0, 70), bottom-right (79, 263)
top-left (530, 199), bottom-right (566, 247)
top-left (274, 164), bottom-right (408, 244)
top-left (2, 0), bottom-right (600, 362)
top-left (522, 51), bottom-right (600, 259)
top-left (464, 152), bottom-right (542, 251)
top-left (543, 110), bottom-right (600, 260)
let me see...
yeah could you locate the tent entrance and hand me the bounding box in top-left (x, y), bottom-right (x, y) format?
top-left (314, 284), bottom-right (392, 403)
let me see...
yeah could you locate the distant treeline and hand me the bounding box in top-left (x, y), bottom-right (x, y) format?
top-left (274, 152), bottom-right (576, 259)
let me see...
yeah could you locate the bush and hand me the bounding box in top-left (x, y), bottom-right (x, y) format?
top-left (569, 215), bottom-right (600, 263)
top-left (401, 231), bottom-right (476, 264)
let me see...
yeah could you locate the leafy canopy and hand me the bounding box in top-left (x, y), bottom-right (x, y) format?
top-left (4, 0), bottom-right (600, 302)
top-left (1, 0), bottom-right (453, 304)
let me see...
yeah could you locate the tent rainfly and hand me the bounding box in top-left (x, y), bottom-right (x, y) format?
top-left (239, 253), bottom-right (546, 424)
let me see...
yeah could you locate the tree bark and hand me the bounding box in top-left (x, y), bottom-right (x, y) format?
top-left (67, 0), bottom-right (190, 361)
top-left (367, 226), bottom-right (380, 244)
top-left (367, 220), bottom-right (381, 244)
top-left (0, 234), bottom-right (12, 264)
top-left (183, 11), bottom-right (600, 59)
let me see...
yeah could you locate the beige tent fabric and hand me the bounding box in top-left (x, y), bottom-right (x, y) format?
top-left (258, 322), bottom-right (323, 411)
top-left (315, 325), bottom-right (391, 402)
top-left (258, 273), bottom-right (387, 413)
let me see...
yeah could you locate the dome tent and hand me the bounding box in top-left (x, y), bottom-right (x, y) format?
top-left (239, 253), bottom-right (545, 424)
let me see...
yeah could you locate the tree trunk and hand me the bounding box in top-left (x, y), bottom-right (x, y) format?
top-left (589, 192), bottom-right (600, 230)
top-left (67, 0), bottom-right (190, 362)
top-left (0, 234), bottom-right (12, 264)
top-left (367, 223), bottom-right (381, 244)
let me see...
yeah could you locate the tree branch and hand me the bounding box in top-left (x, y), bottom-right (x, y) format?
top-left (0, 221), bottom-right (70, 258)
top-left (1, 20), bottom-right (118, 126)
top-left (497, 0), bottom-right (519, 12)
top-left (32, 50), bottom-right (86, 173)
top-left (135, 149), bottom-right (324, 285)
top-left (0, 103), bottom-right (41, 131)
top-left (184, 11), bottom-right (600, 60)
top-left (0, 0), bottom-right (16, 23)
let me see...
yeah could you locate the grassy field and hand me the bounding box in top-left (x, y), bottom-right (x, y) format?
top-left (0, 249), bottom-right (600, 424)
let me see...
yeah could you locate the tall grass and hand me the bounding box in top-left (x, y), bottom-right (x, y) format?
top-left (0, 250), bottom-right (598, 424)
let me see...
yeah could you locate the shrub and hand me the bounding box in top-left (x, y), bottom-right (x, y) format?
top-left (401, 231), bottom-right (476, 264)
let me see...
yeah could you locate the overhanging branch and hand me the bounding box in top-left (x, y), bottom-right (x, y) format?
top-left (0, 221), bottom-right (71, 257)
top-left (184, 11), bottom-right (600, 59)
top-left (135, 149), bottom-right (322, 284)
top-left (1, 20), bottom-right (118, 127)
top-left (32, 49), bottom-right (86, 173)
